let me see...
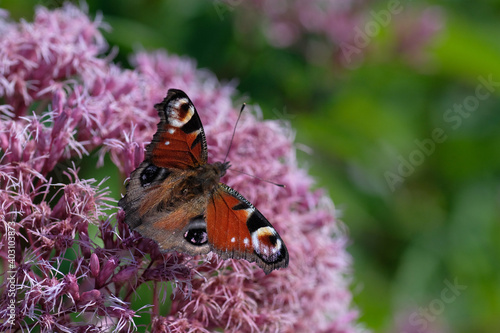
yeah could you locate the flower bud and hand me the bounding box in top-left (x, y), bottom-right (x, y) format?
top-left (112, 265), bottom-right (138, 285)
top-left (90, 253), bottom-right (100, 278)
top-left (79, 289), bottom-right (102, 307)
top-left (96, 257), bottom-right (118, 287)
top-left (63, 273), bottom-right (80, 301)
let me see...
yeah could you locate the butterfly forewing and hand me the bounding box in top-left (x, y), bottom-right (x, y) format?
top-left (148, 89), bottom-right (207, 169)
top-left (207, 184), bottom-right (289, 274)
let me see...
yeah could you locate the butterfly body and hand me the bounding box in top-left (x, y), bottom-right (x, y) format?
top-left (119, 89), bottom-right (288, 273)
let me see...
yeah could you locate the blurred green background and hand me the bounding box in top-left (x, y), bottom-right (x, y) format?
top-left (3, 0), bottom-right (500, 332)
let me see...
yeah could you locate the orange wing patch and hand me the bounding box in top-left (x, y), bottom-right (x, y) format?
top-left (146, 89), bottom-right (207, 169)
top-left (150, 125), bottom-right (204, 168)
top-left (206, 189), bottom-right (254, 255)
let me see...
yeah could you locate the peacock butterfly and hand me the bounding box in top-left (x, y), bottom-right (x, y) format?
top-left (118, 89), bottom-right (288, 274)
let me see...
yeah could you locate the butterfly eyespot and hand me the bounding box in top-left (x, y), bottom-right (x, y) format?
top-left (180, 103), bottom-right (190, 112)
top-left (251, 226), bottom-right (284, 264)
top-left (184, 228), bottom-right (208, 246)
top-left (182, 215), bottom-right (208, 246)
top-left (267, 234), bottom-right (278, 246)
top-left (167, 98), bottom-right (194, 128)
top-left (140, 165), bottom-right (158, 186)
top-left (140, 165), bottom-right (170, 187)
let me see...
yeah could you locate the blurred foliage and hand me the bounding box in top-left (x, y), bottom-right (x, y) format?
top-left (3, 0), bottom-right (500, 332)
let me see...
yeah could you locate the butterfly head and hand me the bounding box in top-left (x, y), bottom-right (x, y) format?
top-left (213, 161), bottom-right (231, 178)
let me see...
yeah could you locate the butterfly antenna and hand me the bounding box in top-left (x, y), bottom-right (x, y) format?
top-left (224, 103), bottom-right (285, 189)
top-left (223, 103), bottom-right (246, 163)
top-left (230, 168), bottom-right (286, 188)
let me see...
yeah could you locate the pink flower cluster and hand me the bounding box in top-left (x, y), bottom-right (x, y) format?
top-left (237, 0), bottom-right (365, 48)
top-left (222, 0), bottom-right (443, 67)
top-left (0, 4), bottom-right (364, 332)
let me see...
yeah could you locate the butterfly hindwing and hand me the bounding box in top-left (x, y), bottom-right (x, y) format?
top-left (207, 184), bottom-right (289, 274)
top-left (119, 161), bottom-right (215, 256)
top-left (148, 89), bottom-right (207, 169)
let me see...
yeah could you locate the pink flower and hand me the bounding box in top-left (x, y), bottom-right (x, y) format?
top-left (393, 309), bottom-right (450, 333)
top-left (221, 0), bottom-right (444, 67)
top-left (0, 4), bottom-right (364, 332)
top-left (393, 6), bottom-right (445, 66)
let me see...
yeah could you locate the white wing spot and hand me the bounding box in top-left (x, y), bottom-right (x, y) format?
top-left (231, 237), bottom-right (236, 243)
top-left (272, 239), bottom-right (282, 254)
top-left (168, 128), bottom-right (175, 134)
top-left (164, 141), bottom-right (170, 145)
top-left (173, 98), bottom-right (189, 108)
top-left (245, 207), bottom-right (255, 216)
top-left (192, 128), bottom-right (202, 137)
top-left (243, 238), bottom-right (249, 246)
